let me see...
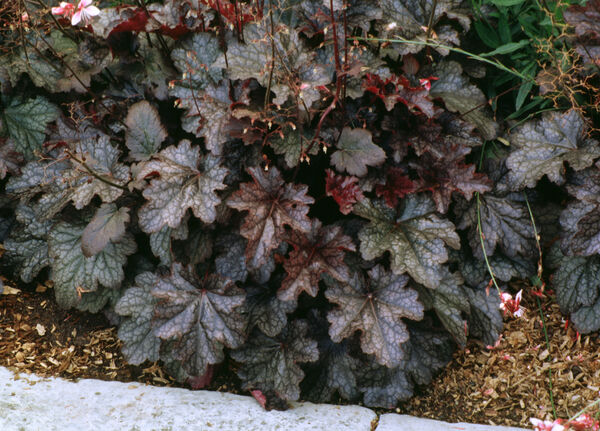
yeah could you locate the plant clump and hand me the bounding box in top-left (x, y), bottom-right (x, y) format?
top-left (0, 0), bottom-right (599, 411)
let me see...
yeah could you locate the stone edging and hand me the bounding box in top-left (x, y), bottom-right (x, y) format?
top-left (0, 367), bottom-right (528, 431)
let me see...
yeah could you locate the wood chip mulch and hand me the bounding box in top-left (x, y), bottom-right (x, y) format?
top-left (2, 279), bottom-right (600, 428)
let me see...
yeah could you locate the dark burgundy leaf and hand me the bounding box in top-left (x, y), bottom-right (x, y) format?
top-left (375, 167), bottom-right (416, 208)
top-left (279, 220), bottom-right (355, 301)
top-left (188, 365), bottom-right (214, 389)
top-left (412, 142), bottom-right (491, 214)
top-left (227, 166), bottom-right (314, 268)
top-left (363, 73), bottom-right (435, 116)
top-left (325, 169), bottom-right (364, 215)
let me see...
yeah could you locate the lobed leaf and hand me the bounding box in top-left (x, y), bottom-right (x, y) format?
top-left (136, 140), bottom-right (228, 233)
top-left (227, 166), bottom-right (313, 268)
top-left (152, 264), bottom-right (246, 376)
top-left (48, 221), bottom-right (137, 309)
top-left (415, 269), bottom-right (469, 347)
top-left (457, 194), bottom-right (536, 259)
top-left (3, 203), bottom-right (52, 283)
top-left (324, 265), bottom-right (423, 367)
top-left (114, 272), bottom-right (161, 365)
top-left (279, 220), bottom-right (355, 301)
top-left (231, 320), bottom-right (319, 401)
top-left (506, 110), bottom-right (600, 190)
top-left (330, 128), bottom-right (386, 177)
top-left (355, 196), bottom-right (460, 288)
top-left (430, 61), bottom-right (498, 140)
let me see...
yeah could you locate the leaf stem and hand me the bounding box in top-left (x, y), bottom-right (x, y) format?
top-left (66, 149), bottom-right (129, 192)
top-left (352, 36), bottom-right (533, 83)
top-left (475, 192), bottom-right (501, 297)
top-left (536, 295), bottom-right (557, 419)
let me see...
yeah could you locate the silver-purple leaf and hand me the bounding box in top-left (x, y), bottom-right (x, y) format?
top-left (415, 269), bottom-right (469, 347)
top-left (278, 219), bottom-right (355, 301)
top-left (115, 272), bottom-right (161, 365)
top-left (506, 110), bottom-right (600, 190)
top-left (231, 320), bottom-right (318, 401)
top-left (330, 128), bottom-right (386, 177)
top-left (136, 140), bottom-right (228, 233)
top-left (430, 61), bottom-right (498, 140)
top-left (245, 282), bottom-right (297, 337)
top-left (152, 264), bottom-right (246, 376)
top-left (227, 166), bottom-right (313, 268)
top-left (125, 100), bottom-right (167, 161)
top-left (355, 196), bottom-right (460, 289)
top-left (324, 265), bottom-right (424, 368)
top-left (458, 194), bottom-right (536, 259)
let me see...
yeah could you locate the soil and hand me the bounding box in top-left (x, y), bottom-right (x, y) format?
top-left (2, 279), bottom-right (600, 428)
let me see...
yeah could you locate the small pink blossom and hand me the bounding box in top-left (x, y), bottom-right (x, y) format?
top-left (71, 0), bottom-right (100, 25)
top-left (499, 289), bottom-right (524, 317)
top-left (51, 2), bottom-right (76, 18)
top-left (21, 12), bottom-right (29, 22)
top-left (530, 418), bottom-right (565, 431)
top-left (567, 414), bottom-right (600, 431)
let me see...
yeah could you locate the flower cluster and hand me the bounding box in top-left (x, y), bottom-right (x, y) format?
top-left (51, 0), bottom-right (99, 25)
top-left (531, 414), bottom-right (600, 431)
top-left (499, 289), bottom-right (524, 317)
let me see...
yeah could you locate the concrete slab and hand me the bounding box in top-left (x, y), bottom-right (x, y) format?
top-left (377, 414), bottom-right (529, 431)
top-left (0, 367), bottom-right (376, 431)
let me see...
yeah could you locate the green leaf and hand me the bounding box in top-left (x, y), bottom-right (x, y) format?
top-left (48, 221), bottom-right (137, 309)
top-left (1, 96), bottom-right (59, 160)
top-left (473, 21), bottom-right (500, 49)
top-left (479, 40), bottom-right (529, 57)
top-left (330, 128), bottom-right (386, 177)
top-left (515, 80), bottom-right (533, 111)
top-left (354, 196), bottom-right (460, 288)
top-left (489, 0), bottom-right (525, 6)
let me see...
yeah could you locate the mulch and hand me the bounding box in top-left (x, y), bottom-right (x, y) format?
top-left (2, 278), bottom-right (599, 428)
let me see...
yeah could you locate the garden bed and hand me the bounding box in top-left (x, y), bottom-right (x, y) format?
top-left (2, 281), bottom-right (599, 428)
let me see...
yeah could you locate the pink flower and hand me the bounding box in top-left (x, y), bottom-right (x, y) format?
top-left (530, 418), bottom-right (565, 431)
top-left (499, 289), bottom-right (524, 317)
top-left (71, 0), bottom-right (100, 25)
top-left (51, 2), bottom-right (76, 18)
top-left (567, 414), bottom-right (600, 431)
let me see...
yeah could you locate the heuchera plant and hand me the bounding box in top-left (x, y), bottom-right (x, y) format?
top-left (0, 0), bottom-right (598, 410)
